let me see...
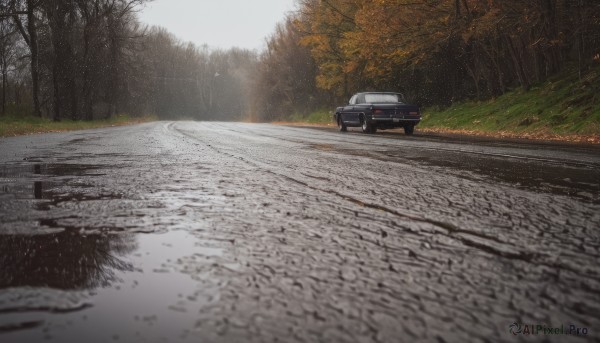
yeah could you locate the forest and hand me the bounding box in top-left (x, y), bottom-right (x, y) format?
top-left (1, 0), bottom-right (599, 123)
top-left (0, 0), bottom-right (256, 121)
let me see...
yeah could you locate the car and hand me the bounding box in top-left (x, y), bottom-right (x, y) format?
top-left (334, 92), bottom-right (421, 135)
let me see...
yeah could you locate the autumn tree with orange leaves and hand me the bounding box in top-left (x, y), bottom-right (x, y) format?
top-left (251, 0), bottom-right (600, 120)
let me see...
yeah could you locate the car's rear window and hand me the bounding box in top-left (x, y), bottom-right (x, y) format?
top-left (364, 94), bottom-right (402, 103)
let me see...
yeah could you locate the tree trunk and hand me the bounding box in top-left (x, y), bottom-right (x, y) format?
top-left (68, 1), bottom-right (78, 120)
top-left (465, 63), bottom-right (481, 100)
top-left (2, 60), bottom-right (6, 116)
top-left (70, 71), bottom-right (78, 120)
top-left (82, 23), bottom-right (93, 120)
top-left (106, 16), bottom-right (119, 119)
top-left (52, 61), bottom-right (60, 121)
top-left (506, 36), bottom-right (530, 90)
top-left (26, 0), bottom-right (41, 117)
top-left (455, 0), bottom-right (461, 17)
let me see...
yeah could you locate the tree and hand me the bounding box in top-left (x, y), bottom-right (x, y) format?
top-left (6, 0), bottom-right (41, 117)
top-left (0, 17), bottom-right (16, 115)
top-left (249, 15), bottom-right (332, 121)
top-left (289, 0), bottom-right (600, 108)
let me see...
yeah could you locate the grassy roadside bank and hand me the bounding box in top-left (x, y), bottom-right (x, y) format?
top-left (289, 110), bottom-right (332, 124)
top-left (282, 66), bottom-right (600, 144)
top-left (0, 114), bottom-right (157, 138)
top-left (419, 66), bottom-right (600, 143)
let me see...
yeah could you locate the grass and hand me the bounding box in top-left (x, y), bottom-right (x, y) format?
top-left (290, 109), bottom-right (333, 124)
top-left (421, 65), bottom-right (600, 136)
top-left (0, 114), bottom-right (158, 137)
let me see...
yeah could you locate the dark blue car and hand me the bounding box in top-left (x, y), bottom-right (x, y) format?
top-left (334, 92), bottom-right (421, 135)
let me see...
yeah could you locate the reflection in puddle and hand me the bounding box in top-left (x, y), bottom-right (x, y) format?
top-left (0, 230), bottom-right (136, 290)
top-left (0, 163), bottom-right (102, 179)
top-left (0, 163), bottom-right (122, 214)
top-left (0, 230), bottom-right (219, 342)
top-left (34, 181), bottom-right (42, 199)
top-left (0, 163), bottom-right (101, 202)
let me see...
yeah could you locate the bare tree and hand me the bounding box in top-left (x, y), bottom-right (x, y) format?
top-left (5, 0), bottom-right (41, 117)
top-left (0, 0), bottom-right (258, 121)
top-left (0, 17), bottom-right (16, 115)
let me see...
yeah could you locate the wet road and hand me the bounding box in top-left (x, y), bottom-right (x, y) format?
top-left (0, 121), bottom-right (599, 343)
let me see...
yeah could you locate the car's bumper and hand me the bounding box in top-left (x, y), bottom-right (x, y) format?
top-left (337, 114), bottom-right (421, 128)
top-left (369, 117), bottom-right (421, 126)
top-left (370, 117), bottom-right (421, 122)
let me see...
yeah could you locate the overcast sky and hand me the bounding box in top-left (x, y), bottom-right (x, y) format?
top-left (138, 0), bottom-right (296, 51)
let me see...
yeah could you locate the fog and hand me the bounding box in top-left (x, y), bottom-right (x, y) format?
top-left (0, 0), bottom-right (276, 121)
top-left (139, 0), bottom-right (295, 51)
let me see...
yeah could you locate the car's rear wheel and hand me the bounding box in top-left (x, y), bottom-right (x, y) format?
top-left (361, 115), bottom-right (376, 134)
top-left (404, 124), bottom-right (415, 135)
top-left (337, 114), bottom-right (347, 132)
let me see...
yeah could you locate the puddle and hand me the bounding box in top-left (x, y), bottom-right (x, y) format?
top-left (0, 230), bottom-right (221, 342)
top-left (0, 163), bottom-right (125, 217)
top-left (0, 163), bottom-right (102, 202)
top-left (0, 163), bottom-right (103, 179)
top-left (0, 230), bottom-right (136, 290)
top-left (0, 160), bottom-right (229, 341)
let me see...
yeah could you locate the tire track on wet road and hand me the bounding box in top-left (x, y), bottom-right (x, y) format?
top-left (170, 123), bottom-right (595, 277)
top-left (209, 122), bottom-right (600, 169)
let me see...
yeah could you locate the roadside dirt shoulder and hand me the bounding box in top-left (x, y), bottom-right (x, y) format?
top-left (272, 121), bottom-right (600, 145)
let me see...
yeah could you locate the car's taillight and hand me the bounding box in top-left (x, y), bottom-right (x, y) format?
top-left (409, 111), bottom-right (419, 115)
top-left (373, 109), bottom-right (384, 114)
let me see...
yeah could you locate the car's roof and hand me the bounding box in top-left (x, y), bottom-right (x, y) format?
top-left (357, 92), bottom-right (400, 94)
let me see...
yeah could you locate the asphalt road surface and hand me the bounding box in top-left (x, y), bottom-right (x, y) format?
top-left (1, 122), bottom-right (599, 343)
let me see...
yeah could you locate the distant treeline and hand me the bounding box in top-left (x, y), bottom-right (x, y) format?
top-left (1, 1), bottom-right (599, 122)
top-left (253, 0), bottom-right (600, 121)
top-left (0, 0), bottom-right (256, 121)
